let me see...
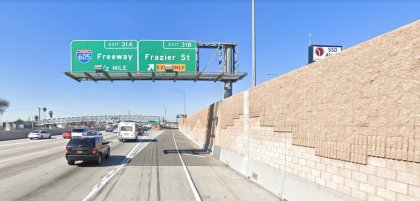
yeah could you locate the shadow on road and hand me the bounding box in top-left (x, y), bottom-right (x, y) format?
top-left (138, 139), bottom-right (158, 143)
top-left (75, 155), bottom-right (127, 167)
top-left (163, 149), bottom-right (209, 155)
top-left (119, 138), bottom-right (158, 143)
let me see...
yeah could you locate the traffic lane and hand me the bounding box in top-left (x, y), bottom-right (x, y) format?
top-left (0, 132), bottom-right (119, 179)
top-left (0, 134), bottom-right (63, 149)
top-left (173, 130), bottom-right (281, 201)
top-left (0, 133), bottom-right (140, 201)
top-left (0, 133), bottom-right (117, 171)
top-left (0, 136), bottom-right (69, 171)
top-left (94, 129), bottom-right (195, 201)
top-left (0, 137), bottom-right (66, 159)
top-left (0, 131), bottom-right (113, 150)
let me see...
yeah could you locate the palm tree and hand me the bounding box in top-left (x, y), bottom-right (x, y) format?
top-left (43, 107), bottom-right (47, 119)
top-left (49, 111), bottom-right (53, 118)
top-left (0, 99), bottom-right (9, 115)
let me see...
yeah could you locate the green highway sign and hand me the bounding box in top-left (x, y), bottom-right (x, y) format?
top-left (139, 40), bottom-right (197, 73)
top-left (71, 40), bottom-right (138, 73)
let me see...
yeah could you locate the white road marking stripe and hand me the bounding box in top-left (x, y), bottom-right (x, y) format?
top-left (181, 153), bottom-right (206, 158)
top-left (81, 137), bottom-right (145, 201)
top-left (174, 140), bottom-right (192, 143)
top-left (172, 130), bottom-right (202, 201)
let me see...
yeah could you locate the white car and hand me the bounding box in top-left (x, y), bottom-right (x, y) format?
top-left (71, 128), bottom-right (88, 138)
top-left (28, 130), bottom-right (51, 140)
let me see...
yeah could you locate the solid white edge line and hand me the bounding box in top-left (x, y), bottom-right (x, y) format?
top-left (81, 132), bottom-right (160, 201)
top-left (180, 153), bottom-right (206, 158)
top-left (172, 130), bottom-right (202, 201)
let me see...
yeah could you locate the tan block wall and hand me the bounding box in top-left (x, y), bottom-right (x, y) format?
top-left (180, 20), bottom-right (420, 200)
top-left (180, 106), bottom-right (209, 145)
top-left (220, 93), bottom-right (243, 129)
top-left (221, 116), bottom-right (245, 155)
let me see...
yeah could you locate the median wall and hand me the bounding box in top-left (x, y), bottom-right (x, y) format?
top-left (0, 129), bottom-right (65, 141)
top-left (180, 20), bottom-right (420, 201)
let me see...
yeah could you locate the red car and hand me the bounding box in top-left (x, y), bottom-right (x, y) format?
top-left (62, 130), bottom-right (72, 139)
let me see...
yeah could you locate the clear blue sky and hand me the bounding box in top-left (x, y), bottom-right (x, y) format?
top-left (0, 0), bottom-right (419, 122)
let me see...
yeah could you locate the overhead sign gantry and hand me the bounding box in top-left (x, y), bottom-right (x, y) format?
top-left (65, 40), bottom-right (247, 98)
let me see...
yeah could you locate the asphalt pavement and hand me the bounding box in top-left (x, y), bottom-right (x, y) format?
top-left (0, 129), bottom-right (280, 201)
top-left (94, 129), bottom-right (280, 201)
top-left (0, 130), bottom-right (158, 201)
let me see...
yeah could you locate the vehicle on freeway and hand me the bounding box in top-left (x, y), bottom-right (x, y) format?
top-left (62, 130), bottom-right (72, 139)
top-left (28, 130), bottom-right (51, 140)
top-left (144, 124), bottom-right (152, 130)
top-left (86, 130), bottom-right (102, 136)
top-left (118, 122), bottom-right (137, 142)
top-left (105, 123), bottom-right (113, 132)
top-left (112, 128), bottom-right (118, 133)
top-left (65, 136), bottom-right (110, 165)
top-left (71, 128), bottom-right (88, 138)
top-left (137, 126), bottom-right (145, 135)
top-left (140, 125), bottom-right (149, 131)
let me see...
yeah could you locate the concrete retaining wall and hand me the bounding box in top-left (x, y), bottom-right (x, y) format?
top-left (180, 21), bottom-right (420, 201)
top-left (0, 129), bottom-right (66, 141)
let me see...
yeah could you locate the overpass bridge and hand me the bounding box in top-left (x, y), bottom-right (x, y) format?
top-left (39, 115), bottom-right (162, 125)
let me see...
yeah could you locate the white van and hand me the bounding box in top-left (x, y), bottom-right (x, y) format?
top-left (117, 122), bottom-right (137, 142)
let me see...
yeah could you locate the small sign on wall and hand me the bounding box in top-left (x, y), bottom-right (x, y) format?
top-left (308, 45), bottom-right (342, 64)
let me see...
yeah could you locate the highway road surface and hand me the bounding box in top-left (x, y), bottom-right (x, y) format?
top-left (0, 129), bottom-right (280, 201)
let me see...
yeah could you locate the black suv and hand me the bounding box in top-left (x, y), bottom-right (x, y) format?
top-left (65, 136), bottom-right (110, 165)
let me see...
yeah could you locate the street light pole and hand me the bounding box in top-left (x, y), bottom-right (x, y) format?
top-left (252, 0), bottom-right (256, 87)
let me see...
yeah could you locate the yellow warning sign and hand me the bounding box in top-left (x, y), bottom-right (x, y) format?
top-left (156, 64), bottom-right (186, 72)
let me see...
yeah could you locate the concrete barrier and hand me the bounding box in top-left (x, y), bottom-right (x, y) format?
top-left (0, 129), bottom-right (66, 141)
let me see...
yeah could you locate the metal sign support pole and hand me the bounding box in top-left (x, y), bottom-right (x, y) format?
top-left (224, 45), bottom-right (233, 98)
